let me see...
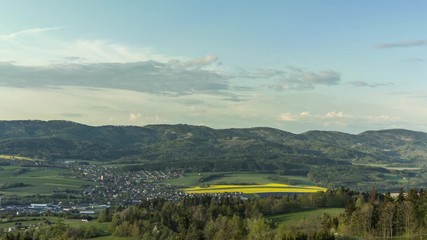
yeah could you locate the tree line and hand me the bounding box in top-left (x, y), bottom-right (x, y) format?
top-left (105, 188), bottom-right (427, 239)
top-left (3, 188), bottom-right (427, 239)
top-left (105, 189), bottom-right (350, 239)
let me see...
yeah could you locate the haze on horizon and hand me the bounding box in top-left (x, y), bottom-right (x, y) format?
top-left (0, 0), bottom-right (426, 134)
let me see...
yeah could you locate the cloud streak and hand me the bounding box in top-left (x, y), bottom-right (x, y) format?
top-left (271, 68), bottom-right (341, 90)
top-left (349, 81), bottom-right (393, 88)
top-left (0, 61), bottom-right (229, 96)
top-left (375, 40), bottom-right (427, 49)
top-left (168, 55), bottom-right (218, 68)
top-left (277, 112), bottom-right (311, 122)
top-left (233, 67), bottom-right (341, 90)
top-left (0, 27), bottom-right (62, 41)
top-left (0, 29), bottom-right (177, 66)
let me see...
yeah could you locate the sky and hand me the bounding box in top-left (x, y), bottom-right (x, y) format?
top-left (0, 0), bottom-right (426, 133)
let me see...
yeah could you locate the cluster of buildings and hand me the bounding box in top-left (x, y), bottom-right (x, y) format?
top-left (69, 164), bottom-right (187, 204)
top-left (0, 203), bottom-right (108, 216)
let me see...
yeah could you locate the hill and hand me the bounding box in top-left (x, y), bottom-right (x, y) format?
top-left (0, 120), bottom-right (426, 190)
top-left (1, 120), bottom-right (427, 164)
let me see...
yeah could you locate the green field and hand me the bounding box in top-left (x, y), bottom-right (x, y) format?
top-left (269, 208), bottom-right (345, 225)
top-left (0, 166), bottom-right (91, 195)
top-left (163, 172), bottom-right (316, 187)
top-left (355, 163), bottom-right (421, 171)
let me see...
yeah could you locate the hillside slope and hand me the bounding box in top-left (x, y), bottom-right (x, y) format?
top-left (0, 120), bottom-right (426, 166)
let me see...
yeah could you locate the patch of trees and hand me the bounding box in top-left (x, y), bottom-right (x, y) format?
top-left (343, 188), bottom-right (427, 239)
top-left (266, 175), bottom-right (295, 184)
top-left (307, 165), bottom-right (394, 190)
top-left (0, 160), bottom-right (11, 166)
top-left (104, 188), bottom-right (427, 239)
top-left (0, 220), bottom-right (105, 240)
top-left (106, 189), bottom-right (352, 239)
top-left (0, 182), bottom-right (27, 190)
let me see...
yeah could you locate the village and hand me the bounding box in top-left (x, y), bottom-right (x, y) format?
top-left (69, 163), bottom-right (187, 204)
top-left (0, 161), bottom-right (189, 221)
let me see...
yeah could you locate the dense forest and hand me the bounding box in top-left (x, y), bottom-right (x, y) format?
top-left (1, 120), bottom-right (427, 167)
top-left (3, 188), bottom-right (427, 239)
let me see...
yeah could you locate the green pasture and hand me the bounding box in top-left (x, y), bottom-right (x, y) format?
top-left (163, 172), bottom-right (202, 186)
top-left (0, 166), bottom-right (91, 195)
top-left (380, 173), bottom-right (407, 183)
top-left (66, 219), bottom-right (110, 233)
top-left (163, 172), bottom-right (316, 187)
top-left (269, 208), bottom-right (345, 225)
top-left (355, 163), bottom-right (421, 171)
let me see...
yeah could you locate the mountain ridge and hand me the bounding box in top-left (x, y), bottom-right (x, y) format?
top-left (0, 120), bottom-right (426, 166)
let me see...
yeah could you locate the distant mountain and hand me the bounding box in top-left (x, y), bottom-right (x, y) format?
top-left (1, 120), bottom-right (427, 167)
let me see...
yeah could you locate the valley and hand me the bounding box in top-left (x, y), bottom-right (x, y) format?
top-left (0, 121), bottom-right (427, 239)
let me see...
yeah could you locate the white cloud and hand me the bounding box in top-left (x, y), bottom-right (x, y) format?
top-left (300, 111), bottom-right (311, 117)
top-left (129, 112), bottom-right (142, 122)
top-left (128, 113), bottom-right (165, 125)
top-left (325, 111), bottom-right (345, 118)
top-left (278, 111), bottom-right (311, 122)
top-left (0, 28), bottom-right (219, 67)
top-left (278, 113), bottom-right (297, 122)
top-left (169, 54), bottom-right (218, 68)
top-left (277, 110), bottom-right (402, 130)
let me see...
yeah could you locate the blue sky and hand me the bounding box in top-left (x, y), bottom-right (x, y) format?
top-left (0, 0), bottom-right (426, 133)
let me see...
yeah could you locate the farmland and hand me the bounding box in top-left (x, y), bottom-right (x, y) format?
top-left (164, 172), bottom-right (317, 186)
top-left (0, 165), bottom-right (90, 196)
top-left (269, 208), bottom-right (345, 225)
top-left (0, 155), bottom-right (32, 161)
top-left (164, 172), bottom-right (327, 194)
top-left (184, 183), bottom-right (327, 194)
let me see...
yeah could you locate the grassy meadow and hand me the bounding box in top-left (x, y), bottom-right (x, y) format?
top-left (0, 165), bottom-right (90, 196)
top-left (269, 208), bottom-right (345, 225)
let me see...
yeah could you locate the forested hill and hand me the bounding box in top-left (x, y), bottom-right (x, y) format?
top-left (1, 120), bottom-right (427, 168)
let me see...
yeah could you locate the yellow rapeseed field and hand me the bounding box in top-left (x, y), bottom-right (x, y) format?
top-left (0, 154), bottom-right (32, 161)
top-left (184, 183), bottom-right (327, 194)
